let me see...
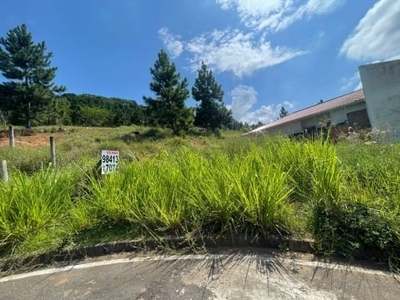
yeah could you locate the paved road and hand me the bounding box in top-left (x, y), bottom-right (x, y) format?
top-left (1, 251), bottom-right (399, 299)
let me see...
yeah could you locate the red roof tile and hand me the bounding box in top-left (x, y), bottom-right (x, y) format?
top-left (246, 89), bottom-right (365, 134)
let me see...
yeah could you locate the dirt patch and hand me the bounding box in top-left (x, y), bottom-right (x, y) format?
top-left (0, 134), bottom-right (65, 148)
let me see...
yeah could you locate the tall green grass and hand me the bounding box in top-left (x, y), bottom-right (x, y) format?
top-left (85, 146), bottom-right (294, 238)
top-left (0, 170), bottom-right (75, 254)
top-left (317, 141), bottom-right (400, 263)
top-left (1, 134), bottom-right (400, 271)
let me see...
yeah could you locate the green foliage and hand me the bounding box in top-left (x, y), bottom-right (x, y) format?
top-left (311, 201), bottom-right (400, 259)
top-left (308, 141), bottom-right (400, 269)
top-left (337, 142), bottom-right (400, 197)
top-left (77, 106), bottom-right (113, 127)
top-left (63, 93), bottom-right (145, 127)
top-left (36, 97), bottom-right (72, 126)
top-left (143, 49), bottom-right (193, 135)
top-left (192, 62), bottom-right (231, 133)
top-left (0, 24), bottom-right (65, 128)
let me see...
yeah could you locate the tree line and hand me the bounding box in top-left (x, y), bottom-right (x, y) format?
top-left (0, 24), bottom-right (250, 133)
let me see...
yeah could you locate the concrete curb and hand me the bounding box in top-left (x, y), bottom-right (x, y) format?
top-left (0, 235), bottom-right (389, 274)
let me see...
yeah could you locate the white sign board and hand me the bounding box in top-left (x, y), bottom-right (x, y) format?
top-left (101, 150), bottom-right (119, 174)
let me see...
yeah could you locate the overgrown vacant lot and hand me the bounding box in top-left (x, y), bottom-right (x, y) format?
top-left (0, 126), bottom-right (400, 271)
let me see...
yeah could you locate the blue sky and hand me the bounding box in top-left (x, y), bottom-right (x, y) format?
top-left (1, 0), bottom-right (400, 124)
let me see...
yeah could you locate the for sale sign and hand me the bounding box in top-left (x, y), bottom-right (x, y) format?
top-left (101, 150), bottom-right (119, 174)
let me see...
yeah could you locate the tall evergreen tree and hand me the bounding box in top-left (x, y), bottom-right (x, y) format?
top-left (192, 62), bottom-right (227, 132)
top-left (0, 24), bottom-right (65, 128)
top-left (143, 49), bottom-right (193, 135)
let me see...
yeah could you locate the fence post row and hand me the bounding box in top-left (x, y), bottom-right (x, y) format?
top-left (0, 160), bottom-right (8, 183)
top-left (50, 136), bottom-right (56, 169)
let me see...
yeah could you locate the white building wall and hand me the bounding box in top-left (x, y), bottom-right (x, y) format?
top-left (265, 121), bottom-right (302, 135)
top-left (330, 102), bottom-right (367, 125)
top-left (359, 59), bottom-right (400, 140)
top-left (301, 116), bottom-right (318, 128)
top-left (301, 113), bottom-right (330, 128)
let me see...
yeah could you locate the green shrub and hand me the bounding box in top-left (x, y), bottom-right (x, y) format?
top-left (311, 201), bottom-right (400, 259)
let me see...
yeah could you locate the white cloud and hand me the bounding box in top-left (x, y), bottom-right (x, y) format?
top-left (341, 72), bottom-right (362, 92)
top-left (354, 81), bottom-right (362, 91)
top-left (340, 0), bottom-right (400, 61)
top-left (215, 0), bottom-right (342, 32)
top-left (158, 28), bottom-right (184, 58)
top-left (227, 85), bottom-right (295, 124)
top-left (185, 29), bottom-right (305, 77)
top-left (228, 84), bottom-right (258, 119)
top-left (158, 0), bottom-right (340, 77)
top-left (158, 1), bottom-right (341, 77)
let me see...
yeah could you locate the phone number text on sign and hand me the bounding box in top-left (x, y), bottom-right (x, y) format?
top-left (101, 150), bottom-right (119, 174)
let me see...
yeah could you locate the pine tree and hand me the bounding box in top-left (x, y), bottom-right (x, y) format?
top-left (192, 62), bottom-right (226, 133)
top-left (143, 49), bottom-right (193, 135)
top-left (0, 24), bottom-right (65, 128)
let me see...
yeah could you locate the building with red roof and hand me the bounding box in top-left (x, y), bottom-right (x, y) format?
top-left (243, 89), bottom-right (368, 136)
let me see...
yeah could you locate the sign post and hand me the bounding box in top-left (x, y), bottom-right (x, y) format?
top-left (101, 150), bottom-right (119, 175)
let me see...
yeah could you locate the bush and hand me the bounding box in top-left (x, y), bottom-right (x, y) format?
top-left (311, 201), bottom-right (400, 261)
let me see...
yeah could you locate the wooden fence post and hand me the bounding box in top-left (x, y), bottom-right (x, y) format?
top-left (9, 126), bottom-right (14, 148)
top-left (0, 160), bottom-right (8, 183)
top-left (50, 136), bottom-right (56, 169)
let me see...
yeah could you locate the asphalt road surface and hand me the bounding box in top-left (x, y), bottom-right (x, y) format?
top-left (1, 251), bottom-right (399, 300)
